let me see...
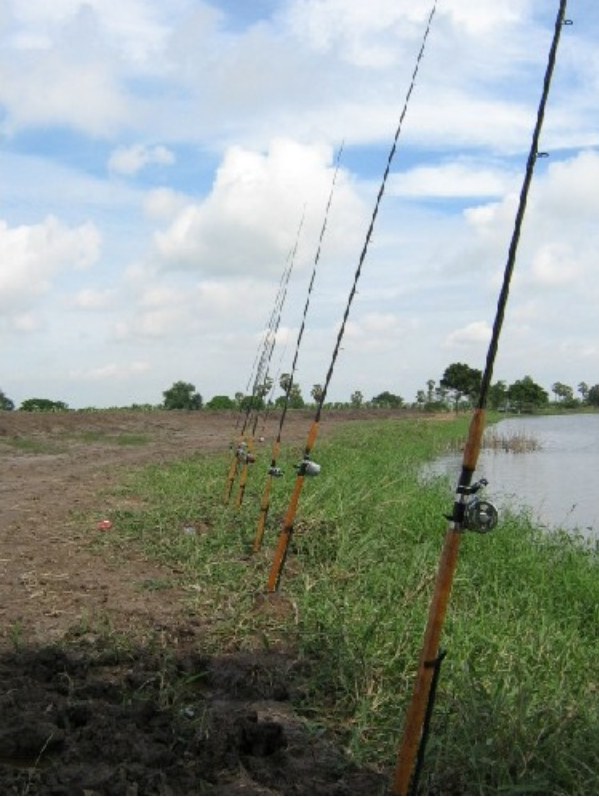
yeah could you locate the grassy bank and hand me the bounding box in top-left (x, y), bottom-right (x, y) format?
top-left (100, 415), bottom-right (599, 795)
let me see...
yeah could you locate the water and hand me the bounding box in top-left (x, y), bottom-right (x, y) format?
top-left (424, 414), bottom-right (599, 540)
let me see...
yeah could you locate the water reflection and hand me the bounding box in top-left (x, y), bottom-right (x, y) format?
top-left (424, 414), bottom-right (598, 540)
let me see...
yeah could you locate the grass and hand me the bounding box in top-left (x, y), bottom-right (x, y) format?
top-left (0, 437), bottom-right (65, 454)
top-left (72, 431), bottom-right (151, 446)
top-left (95, 415), bottom-right (599, 795)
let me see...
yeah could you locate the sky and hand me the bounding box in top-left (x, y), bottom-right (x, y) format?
top-left (1, 0), bottom-right (598, 409)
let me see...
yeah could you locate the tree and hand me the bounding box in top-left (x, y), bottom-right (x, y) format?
top-left (288, 384), bottom-right (305, 409)
top-left (551, 381), bottom-right (574, 403)
top-left (426, 379), bottom-right (435, 403)
top-left (279, 373), bottom-right (292, 393)
top-left (20, 398), bottom-right (69, 412)
top-left (587, 384), bottom-right (599, 407)
top-left (162, 381), bottom-right (202, 410)
top-left (311, 383), bottom-right (324, 403)
top-left (350, 390), bottom-right (364, 408)
top-left (206, 395), bottom-right (235, 410)
top-left (239, 394), bottom-right (264, 412)
top-left (255, 377), bottom-right (273, 400)
top-left (440, 362), bottom-right (481, 410)
top-left (507, 376), bottom-right (549, 412)
top-left (578, 382), bottom-right (589, 402)
top-left (0, 389), bottom-right (14, 411)
top-left (488, 380), bottom-right (508, 411)
top-left (277, 373), bottom-right (304, 408)
top-left (371, 391), bottom-right (404, 409)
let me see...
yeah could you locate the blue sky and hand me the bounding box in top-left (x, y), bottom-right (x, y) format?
top-left (1, 0), bottom-right (598, 409)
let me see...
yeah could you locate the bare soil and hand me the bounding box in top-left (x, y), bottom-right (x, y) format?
top-left (0, 410), bottom-right (389, 795)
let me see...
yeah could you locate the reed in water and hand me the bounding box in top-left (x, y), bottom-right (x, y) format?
top-left (483, 428), bottom-right (541, 452)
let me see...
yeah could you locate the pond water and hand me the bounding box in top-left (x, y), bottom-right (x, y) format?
top-left (424, 413), bottom-right (599, 540)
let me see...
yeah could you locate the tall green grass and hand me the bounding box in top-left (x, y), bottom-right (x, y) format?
top-left (99, 416), bottom-right (599, 795)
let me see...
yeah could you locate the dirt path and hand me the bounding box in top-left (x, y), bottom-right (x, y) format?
top-left (0, 410), bottom-right (389, 795)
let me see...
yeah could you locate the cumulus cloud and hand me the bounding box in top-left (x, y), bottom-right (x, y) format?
top-left (345, 312), bottom-right (406, 352)
top-left (108, 143), bottom-right (175, 175)
top-left (530, 243), bottom-right (581, 287)
top-left (443, 321), bottom-right (491, 349)
top-left (153, 138), bottom-right (365, 277)
top-left (110, 276), bottom-right (277, 346)
top-left (0, 216), bottom-right (101, 312)
top-left (144, 188), bottom-right (188, 220)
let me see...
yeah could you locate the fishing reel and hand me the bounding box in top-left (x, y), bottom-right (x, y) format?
top-left (449, 478), bottom-right (499, 534)
top-left (464, 495), bottom-right (499, 533)
top-left (235, 442), bottom-right (255, 464)
top-left (295, 457), bottom-right (321, 477)
top-left (268, 466), bottom-right (284, 478)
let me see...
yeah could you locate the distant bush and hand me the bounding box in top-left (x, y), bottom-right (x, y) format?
top-left (206, 395), bottom-right (236, 410)
top-left (20, 398), bottom-right (69, 412)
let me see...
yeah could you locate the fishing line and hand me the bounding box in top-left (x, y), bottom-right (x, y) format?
top-left (393, 2), bottom-right (569, 792)
top-left (224, 225), bottom-right (301, 505)
top-left (235, 209), bottom-right (306, 508)
top-left (267, 0), bottom-right (439, 592)
top-left (253, 143), bottom-right (344, 552)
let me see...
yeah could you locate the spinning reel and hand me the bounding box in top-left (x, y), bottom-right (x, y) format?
top-left (235, 442), bottom-right (255, 464)
top-left (295, 457), bottom-right (321, 477)
top-left (451, 478), bottom-right (499, 534)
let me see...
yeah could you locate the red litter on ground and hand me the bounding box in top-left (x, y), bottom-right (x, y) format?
top-left (97, 519), bottom-right (113, 531)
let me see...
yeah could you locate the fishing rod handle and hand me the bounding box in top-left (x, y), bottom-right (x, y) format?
top-left (393, 529), bottom-right (462, 794)
top-left (267, 473), bottom-right (306, 592)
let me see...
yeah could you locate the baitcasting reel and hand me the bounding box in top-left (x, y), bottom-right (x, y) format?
top-left (462, 478), bottom-right (499, 533)
top-left (295, 457), bottom-right (321, 477)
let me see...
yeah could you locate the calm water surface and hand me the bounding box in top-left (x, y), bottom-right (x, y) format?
top-left (424, 414), bottom-right (598, 540)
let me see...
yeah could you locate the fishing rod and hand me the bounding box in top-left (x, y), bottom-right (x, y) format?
top-left (235, 210), bottom-right (306, 508)
top-left (392, 3), bottom-right (570, 793)
top-left (253, 144), bottom-right (344, 553)
top-left (266, 0), bottom-right (438, 593)
top-left (224, 244), bottom-right (297, 505)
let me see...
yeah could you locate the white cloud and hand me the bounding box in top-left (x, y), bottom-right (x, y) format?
top-left (390, 160), bottom-right (518, 198)
top-left (443, 321), bottom-right (492, 349)
top-left (1, 2), bottom-right (599, 409)
top-left (70, 288), bottom-right (115, 310)
top-left (69, 361), bottom-right (151, 381)
top-left (345, 312), bottom-right (406, 352)
top-left (1, 46), bottom-right (128, 136)
top-left (12, 312), bottom-right (40, 333)
top-left (108, 143), bottom-right (175, 175)
top-left (153, 138), bottom-right (366, 276)
top-left (144, 188), bottom-right (188, 220)
top-left (0, 216), bottom-right (101, 312)
top-left (530, 243), bottom-right (580, 287)
top-left (439, 0), bottom-right (532, 36)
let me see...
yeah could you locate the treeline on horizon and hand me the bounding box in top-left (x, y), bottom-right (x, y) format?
top-left (2, 362), bottom-right (599, 414)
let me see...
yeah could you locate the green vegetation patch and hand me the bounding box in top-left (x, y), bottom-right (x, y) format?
top-left (0, 436), bottom-right (65, 455)
top-left (95, 416), bottom-right (599, 795)
top-left (73, 431), bottom-right (151, 446)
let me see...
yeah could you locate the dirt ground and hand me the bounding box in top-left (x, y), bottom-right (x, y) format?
top-left (0, 409), bottom-right (389, 795)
